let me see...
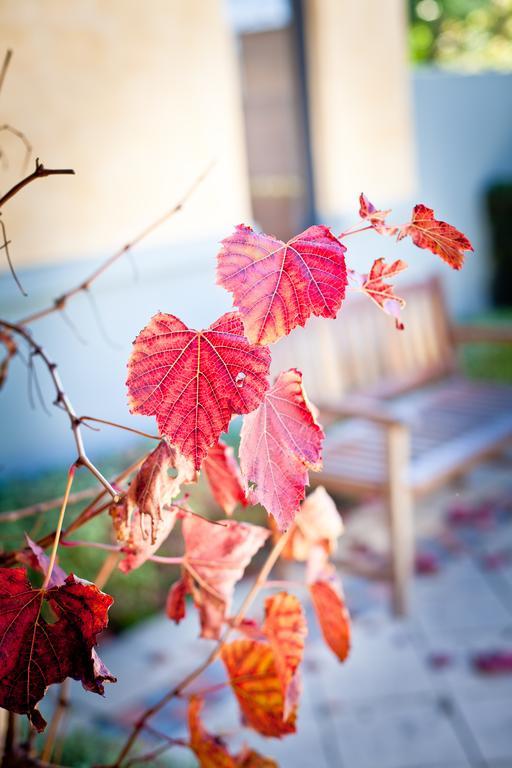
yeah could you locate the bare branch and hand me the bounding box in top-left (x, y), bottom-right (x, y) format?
top-left (0, 158), bottom-right (74, 209)
top-left (0, 319), bottom-right (118, 499)
top-left (19, 162), bottom-right (213, 325)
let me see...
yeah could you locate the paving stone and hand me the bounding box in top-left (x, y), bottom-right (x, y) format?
top-left (456, 694), bottom-right (512, 765)
top-left (412, 557), bottom-right (512, 641)
top-left (319, 697), bottom-right (471, 768)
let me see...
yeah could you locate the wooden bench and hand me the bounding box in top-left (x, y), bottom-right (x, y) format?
top-left (271, 276), bottom-right (512, 613)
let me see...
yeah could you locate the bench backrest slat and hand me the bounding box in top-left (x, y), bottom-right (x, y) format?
top-left (270, 276), bottom-right (455, 405)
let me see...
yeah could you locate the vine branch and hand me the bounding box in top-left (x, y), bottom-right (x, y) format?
top-left (0, 158), bottom-right (74, 210)
top-left (0, 319), bottom-right (119, 500)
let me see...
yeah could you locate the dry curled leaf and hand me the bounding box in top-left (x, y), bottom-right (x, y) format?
top-left (240, 369), bottom-right (324, 530)
top-left (203, 440), bottom-right (248, 516)
top-left (221, 639), bottom-right (297, 737)
top-left (217, 224), bottom-right (348, 345)
top-left (358, 193), bottom-right (398, 235)
top-left (398, 204), bottom-right (473, 270)
top-left (350, 257), bottom-right (407, 330)
top-left (0, 567), bottom-right (115, 731)
top-left (126, 440), bottom-right (196, 544)
top-left (172, 514), bottom-right (269, 638)
top-left (126, 311), bottom-right (271, 469)
top-left (280, 486), bottom-right (343, 561)
top-left (110, 499), bottom-right (183, 574)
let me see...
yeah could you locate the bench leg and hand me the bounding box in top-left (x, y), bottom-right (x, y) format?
top-left (386, 424), bottom-right (414, 615)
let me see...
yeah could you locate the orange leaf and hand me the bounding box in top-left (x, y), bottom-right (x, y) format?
top-left (179, 515), bottom-right (269, 639)
top-left (240, 369), bottom-right (324, 530)
top-left (188, 696), bottom-right (236, 768)
top-left (217, 224), bottom-right (347, 345)
top-left (203, 441), bottom-right (248, 516)
top-left (262, 592), bottom-right (306, 717)
top-left (188, 697), bottom-right (278, 768)
top-left (221, 639), bottom-right (297, 737)
top-left (237, 748), bottom-right (278, 767)
top-left (309, 568), bottom-right (351, 662)
top-left (351, 257), bottom-right (407, 330)
top-left (126, 311), bottom-right (271, 469)
top-left (398, 204), bottom-right (473, 270)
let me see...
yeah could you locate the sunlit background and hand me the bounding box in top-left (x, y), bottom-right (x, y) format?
top-left (1, 2), bottom-right (512, 767)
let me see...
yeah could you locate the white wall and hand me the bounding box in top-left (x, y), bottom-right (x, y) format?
top-left (1, 70), bottom-right (512, 475)
top-left (336, 69), bottom-right (512, 318)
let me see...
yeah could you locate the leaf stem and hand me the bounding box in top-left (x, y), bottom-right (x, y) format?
top-left (42, 465), bottom-right (76, 590)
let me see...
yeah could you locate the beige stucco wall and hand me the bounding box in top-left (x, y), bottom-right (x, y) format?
top-left (0, 0), bottom-right (250, 269)
top-left (305, 0), bottom-right (415, 217)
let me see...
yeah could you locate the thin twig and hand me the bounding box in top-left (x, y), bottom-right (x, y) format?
top-left (0, 319), bottom-right (119, 500)
top-left (42, 465), bottom-right (76, 590)
top-left (0, 215), bottom-right (26, 295)
top-left (111, 525), bottom-right (294, 767)
top-left (0, 487), bottom-right (97, 523)
top-left (0, 124), bottom-right (32, 173)
top-left (19, 163), bottom-right (213, 325)
top-left (0, 158), bottom-right (74, 209)
top-left (0, 49), bottom-right (13, 93)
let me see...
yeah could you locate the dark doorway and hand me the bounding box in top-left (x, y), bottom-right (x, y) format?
top-left (230, 1), bottom-right (315, 240)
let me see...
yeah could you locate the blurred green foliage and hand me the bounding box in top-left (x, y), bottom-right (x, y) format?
top-left (408, 0), bottom-right (512, 70)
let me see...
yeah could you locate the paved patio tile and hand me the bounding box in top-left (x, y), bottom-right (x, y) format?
top-left (456, 694), bottom-right (512, 766)
top-left (315, 697), bottom-right (471, 768)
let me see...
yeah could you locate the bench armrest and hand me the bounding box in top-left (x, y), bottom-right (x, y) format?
top-left (453, 323), bottom-right (512, 345)
top-left (320, 396), bottom-right (406, 428)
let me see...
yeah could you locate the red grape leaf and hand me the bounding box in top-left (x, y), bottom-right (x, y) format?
top-left (0, 567), bottom-right (115, 731)
top-left (177, 514), bottom-right (270, 639)
top-left (221, 639), bottom-right (297, 737)
top-left (126, 311), bottom-right (271, 469)
top-left (127, 440), bottom-right (196, 544)
top-left (397, 204), bottom-right (473, 270)
top-left (358, 193), bottom-right (398, 235)
top-left (280, 486), bottom-right (343, 561)
top-left (188, 696), bottom-right (236, 768)
top-left (239, 368), bottom-right (324, 530)
top-left (307, 550), bottom-right (351, 662)
top-left (203, 441), bottom-right (248, 516)
top-left (166, 576), bottom-right (188, 624)
top-left (350, 257), bottom-right (407, 330)
top-left (217, 224), bottom-right (348, 345)
top-left (262, 592), bottom-right (306, 718)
